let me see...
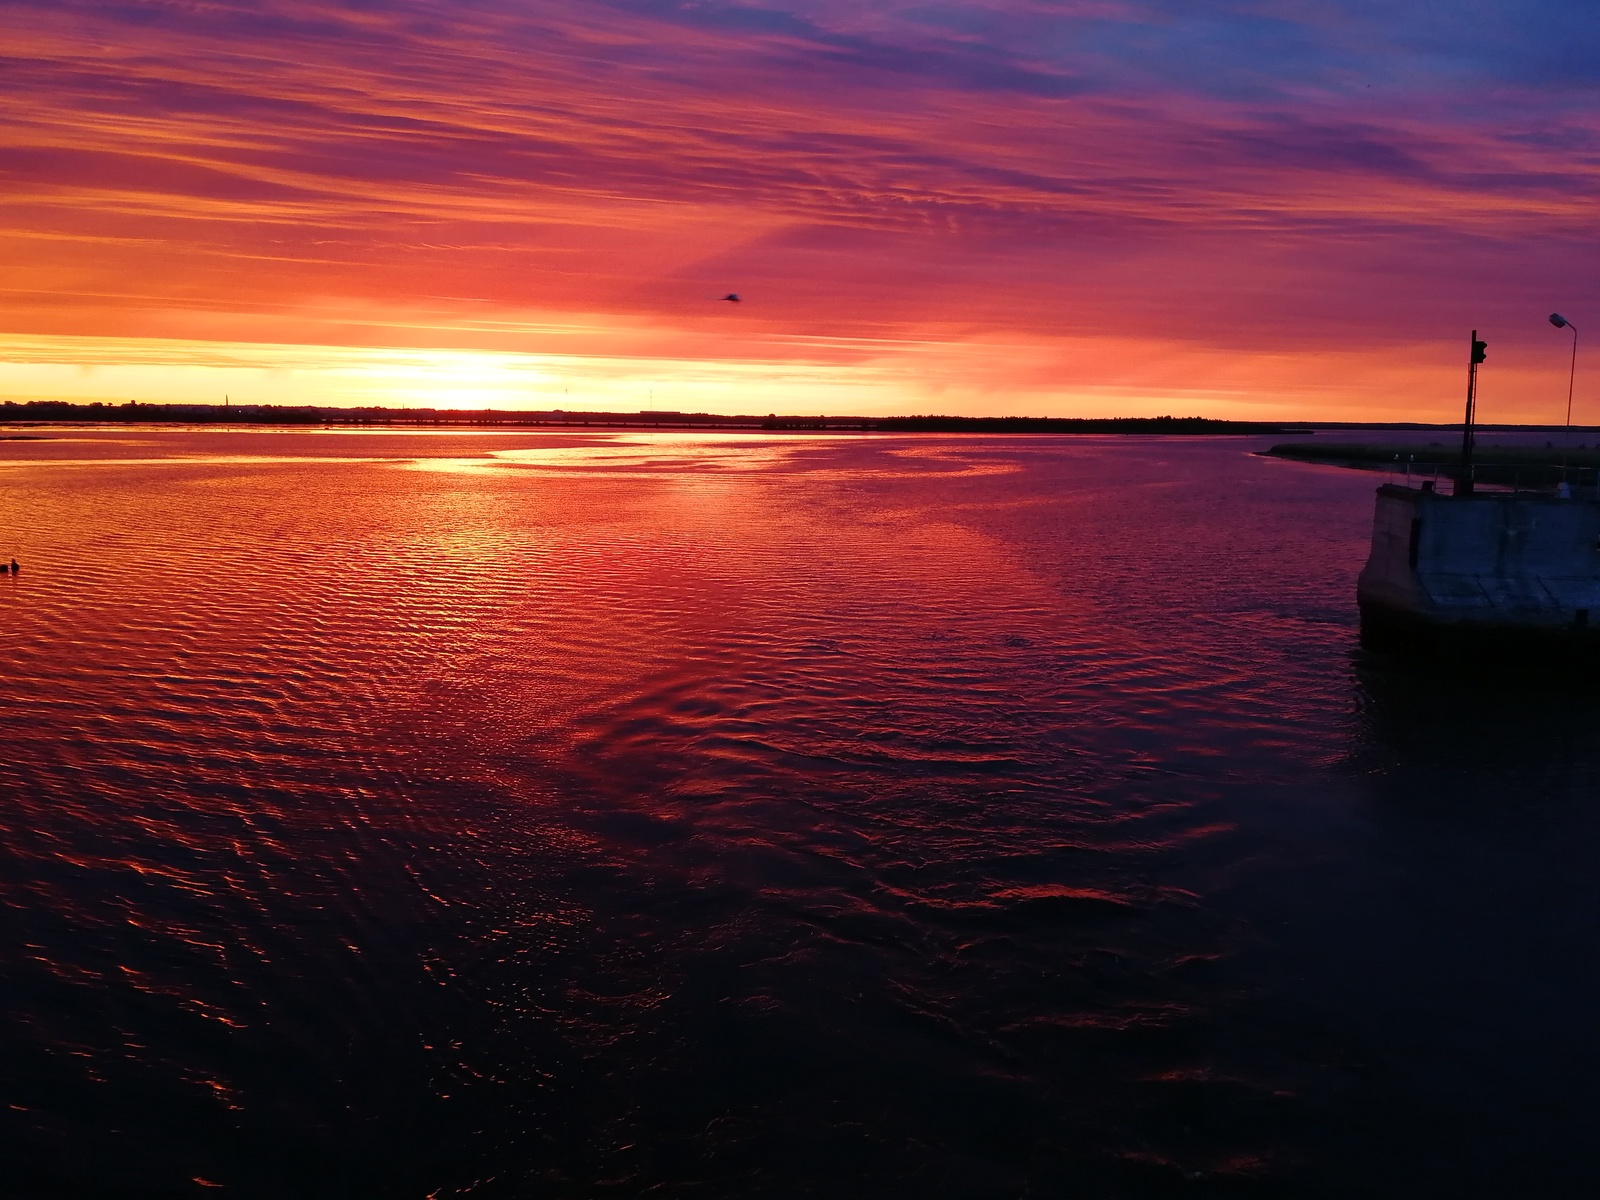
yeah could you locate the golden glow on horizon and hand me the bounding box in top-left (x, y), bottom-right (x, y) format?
top-left (0, 331), bottom-right (1589, 423)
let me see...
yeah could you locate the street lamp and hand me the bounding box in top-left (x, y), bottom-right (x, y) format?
top-left (1550, 313), bottom-right (1579, 428)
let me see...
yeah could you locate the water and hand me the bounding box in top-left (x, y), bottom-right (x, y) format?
top-left (3, 428), bottom-right (1598, 1198)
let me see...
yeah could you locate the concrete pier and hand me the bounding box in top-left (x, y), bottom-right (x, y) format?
top-left (1358, 483), bottom-right (1600, 655)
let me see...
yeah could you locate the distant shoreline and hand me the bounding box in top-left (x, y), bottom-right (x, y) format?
top-left (0, 402), bottom-right (1310, 435)
top-left (5, 402), bottom-right (1598, 437)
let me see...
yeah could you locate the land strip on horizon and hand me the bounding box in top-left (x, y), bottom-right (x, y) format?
top-left (4, 400), bottom-right (1599, 437)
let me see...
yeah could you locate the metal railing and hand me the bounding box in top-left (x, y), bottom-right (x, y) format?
top-left (1384, 455), bottom-right (1600, 496)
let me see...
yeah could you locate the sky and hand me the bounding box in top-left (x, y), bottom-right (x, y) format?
top-left (1, 0), bottom-right (1596, 420)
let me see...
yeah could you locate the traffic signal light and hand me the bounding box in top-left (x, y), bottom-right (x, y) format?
top-left (1471, 338), bottom-right (1487, 364)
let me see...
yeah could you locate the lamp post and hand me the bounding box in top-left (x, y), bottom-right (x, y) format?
top-left (1458, 330), bottom-right (1487, 497)
top-left (1550, 313), bottom-right (1578, 429)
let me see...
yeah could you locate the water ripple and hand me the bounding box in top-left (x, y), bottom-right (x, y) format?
top-left (6, 428), bottom-right (1600, 1198)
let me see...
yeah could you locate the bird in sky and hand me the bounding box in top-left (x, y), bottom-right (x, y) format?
top-left (719, 293), bottom-right (741, 303)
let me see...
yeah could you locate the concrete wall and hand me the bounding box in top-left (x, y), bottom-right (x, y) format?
top-left (1358, 484), bottom-right (1600, 630)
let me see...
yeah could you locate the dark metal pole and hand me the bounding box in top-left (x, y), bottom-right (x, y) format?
top-left (1565, 322), bottom-right (1579, 429)
top-left (1458, 329), bottom-right (1479, 497)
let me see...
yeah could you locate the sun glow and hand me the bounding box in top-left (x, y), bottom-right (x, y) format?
top-left (0, 334), bottom-right (904, 414)
top-left (0, 330), bottom-right (1588, 424)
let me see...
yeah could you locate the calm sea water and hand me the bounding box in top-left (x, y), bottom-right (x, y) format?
top-left (3, 428), bottom-right (1599, 1199)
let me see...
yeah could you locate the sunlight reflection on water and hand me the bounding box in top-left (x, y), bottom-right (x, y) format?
top-left (3, 428), bottom-right (1600, 1200)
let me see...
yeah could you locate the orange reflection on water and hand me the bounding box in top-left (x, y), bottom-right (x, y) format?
top-left (0, 425), bottom-right (1403, 1196)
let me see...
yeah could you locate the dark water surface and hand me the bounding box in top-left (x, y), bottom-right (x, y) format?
top-left (3, 429), bottom-right (1598, 1199)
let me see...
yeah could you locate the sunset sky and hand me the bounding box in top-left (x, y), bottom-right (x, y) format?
top-left (1, 0), bottom-right (1596, 419)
